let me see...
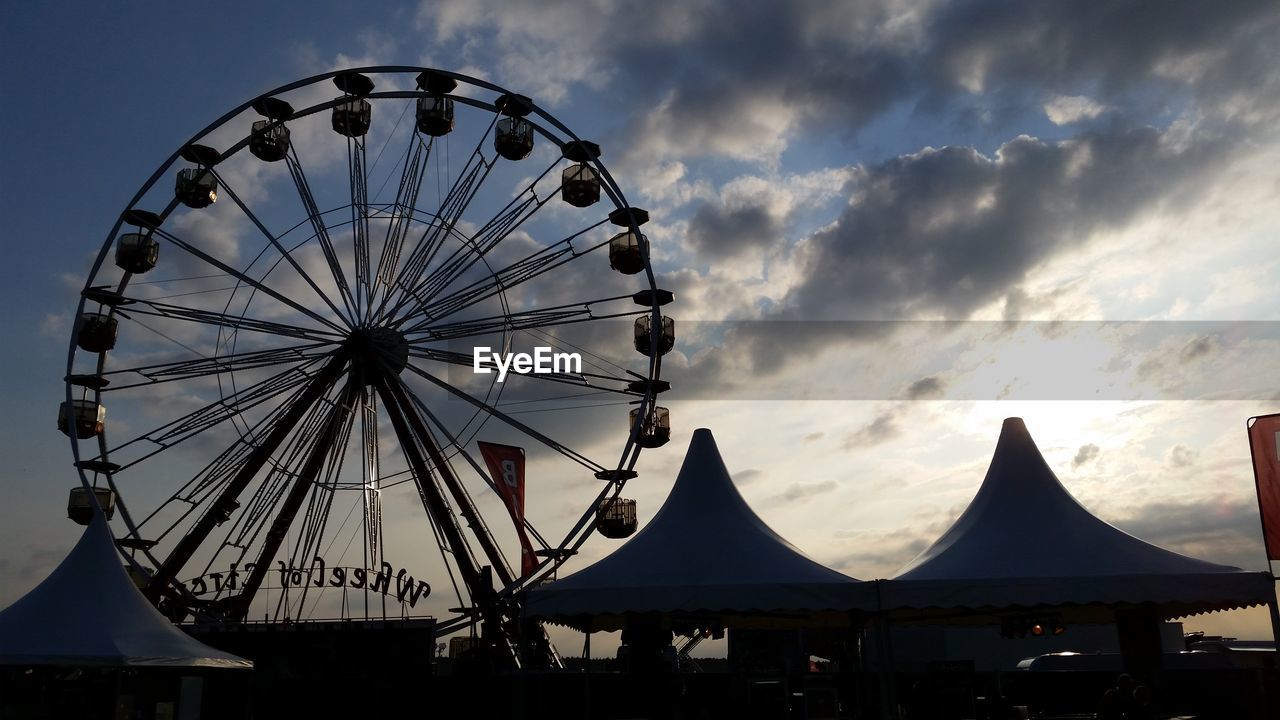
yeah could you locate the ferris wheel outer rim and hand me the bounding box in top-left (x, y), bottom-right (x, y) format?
top-left (63, 66), bottom-right (667, 624)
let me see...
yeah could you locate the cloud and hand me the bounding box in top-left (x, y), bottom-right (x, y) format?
top-left (905, 375), bottom-right (946, 400)
top-left (415, 0), bottom-right (1280, 171)
top-left (687, 203), bottom-right (783, 261)
top-left (921, 1), bottom-right (1280, 126)
top-left (40, 312), bottom-right (69, 340)
top-left (1108, 494), bottom-right (1262, 570)
top-left (1167, 444), bottom-right (1197, 468)
top-left (775, 479), bottom-right (838, 503)
top-left (843, 410), bottom-right (901, 450)
top-left (1044, 95), bottom-right (1108, 125)
top-left (1072, 443), bottom-right (1099, 469)
top-left (778, 126), bottom-right (1238, 322)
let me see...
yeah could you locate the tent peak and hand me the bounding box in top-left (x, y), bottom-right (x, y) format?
top-left (894, 418), bottom-right (1247, 580)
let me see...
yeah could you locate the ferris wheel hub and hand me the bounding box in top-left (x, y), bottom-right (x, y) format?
top-left (344, 326), bottom-right (410, 382)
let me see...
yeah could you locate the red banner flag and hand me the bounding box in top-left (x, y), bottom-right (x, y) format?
top-left (478, 442), bottom-right (537, 577)
top-left (1248, 414), bottom-right (1280, 561)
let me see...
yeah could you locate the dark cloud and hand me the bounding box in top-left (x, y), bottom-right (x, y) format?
top-left (686, 203), bottom-right (783, 261)
top-left (904, 375), bottom-right (945, 400)
top-left (1135, 331), bottom-right (1236, 394)
top-left (1180, 336), bottom-right (1218, 361)
top-left (419, 1), bottom-right (1280, 188)
top-left (829, 504), bottom-right (967, 578)
top-left (842, 410), bottom-right (900, 450)
top-left (594, 0), bottom-right (1279, 165)
top-left (1109, 495), bottom-right (1263, 570)
top-left (921, 1), bottom-right (1280, 122)
top-left (779, 127), bottom-right (1235, 320)
top-left (1072, 443), bottom-right (1099, 469)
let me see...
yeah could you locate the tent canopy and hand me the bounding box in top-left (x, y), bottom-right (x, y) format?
top-left (525, 428), bottom-right (875, 629)
top-left (0, 513), bottom-right (251, 668)
top-left (883, 417), bottom-right (1273, 618)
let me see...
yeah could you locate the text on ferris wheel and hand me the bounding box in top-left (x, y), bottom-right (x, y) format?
top-left (473, 347), bottom-right (582, 382)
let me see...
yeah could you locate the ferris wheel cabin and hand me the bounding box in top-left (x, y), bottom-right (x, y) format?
top-left (609, 231), bottom-right (648, 275)
top-left (414, 71), bottom-right (458, 136)
top-left (634, 314), bottom-right (675, 356)
top-left (332, 71), bottom-right (375, 137)
top-left (66, 486), bottom-right (116, 525)
top-left (561, 140), bottom-right (602, 208)
top-left (631, 406), bottom-right (672, 448)
top-left (174, 144), bottom-right (221, 209)
top-left (76, 312), bottom-right (118, 353)
top-left (248, 96), bottom-right (294, 162)
top-left (175, 168), bottom-right (217, 208)
top-left (333, 98), bottom-right (372, 137)
top-left (115, 232), bottom-right (159, 274)
top-left (494, 92), bottom-right (535, 161)
top-left (58, 399), bottom-right (105, 439)
top-left (250, 120), bottom-right (291, 162)
top-left (596, 497), bottom-right (638, 539)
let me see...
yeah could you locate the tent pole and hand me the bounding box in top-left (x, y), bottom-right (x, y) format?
top-left (584, 622), bottom-right (592, 720)
top-left (877, 614), bottom-right (899, 720)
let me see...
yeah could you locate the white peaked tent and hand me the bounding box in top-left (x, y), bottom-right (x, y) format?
top-left (0, 512), bottom-right (250, 668)
top-left (881, 417), bottom-right (1273, 619)
top-left (525, 428), bottom-right (876, 629)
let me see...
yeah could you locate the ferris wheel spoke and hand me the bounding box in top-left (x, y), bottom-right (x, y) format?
top-left (384, 375), bottom-right (515, 587)
top-left (117, 299), bottom-right (341, 343)
top-left (408, 297), bottom-right (639, 342)
top-left (400, 221), bottom-right (610, 329)
top-left (374, 373), bottom-right (489, 602)
top-left (284, 148), bottom-right (360, 321)
top-left (208, 168), bottom-right (355, 327)
top-left (378, 115), bottom-right (507, 321)
top-left (347, 134), bottom-right (375, 319)
top-left (404, 389), bottom-right (551, 554)
top-left (98, 342), bottom-right (333, 391)
top-left (370, 132), bottom-right (433, 320)
top-left (129, 371), bottom-right (332, 538)
top-left (153, 227), bottom-right (347, 333)
top-left (359, 387), bottom-right (383, 567)
top-left (394, 162), bottom-right (559, 320)
top-left (131, 418), bottom-right (265, 538)
top-left (102, 356), bottom-right (331, 474)
top-left (210, 384), bottom-right (345, 559)
top-left (401, 362), bottom-right (605, 473)
top-left (250, 380), bottom-right (358, 622)
top-left (143, 354), bottom-right (349, 609)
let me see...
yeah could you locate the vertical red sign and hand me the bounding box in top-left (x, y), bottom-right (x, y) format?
top-left (478, 441), bottom-right (537, 577)
top-left (1248, 415), bottom-right (1280, 561)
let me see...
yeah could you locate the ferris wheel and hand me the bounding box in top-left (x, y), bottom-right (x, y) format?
top-left (59, 67), bottom-right (674, 642)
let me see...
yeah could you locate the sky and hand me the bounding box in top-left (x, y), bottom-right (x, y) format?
top-left (2, 1), bottom-right (1279, 655)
